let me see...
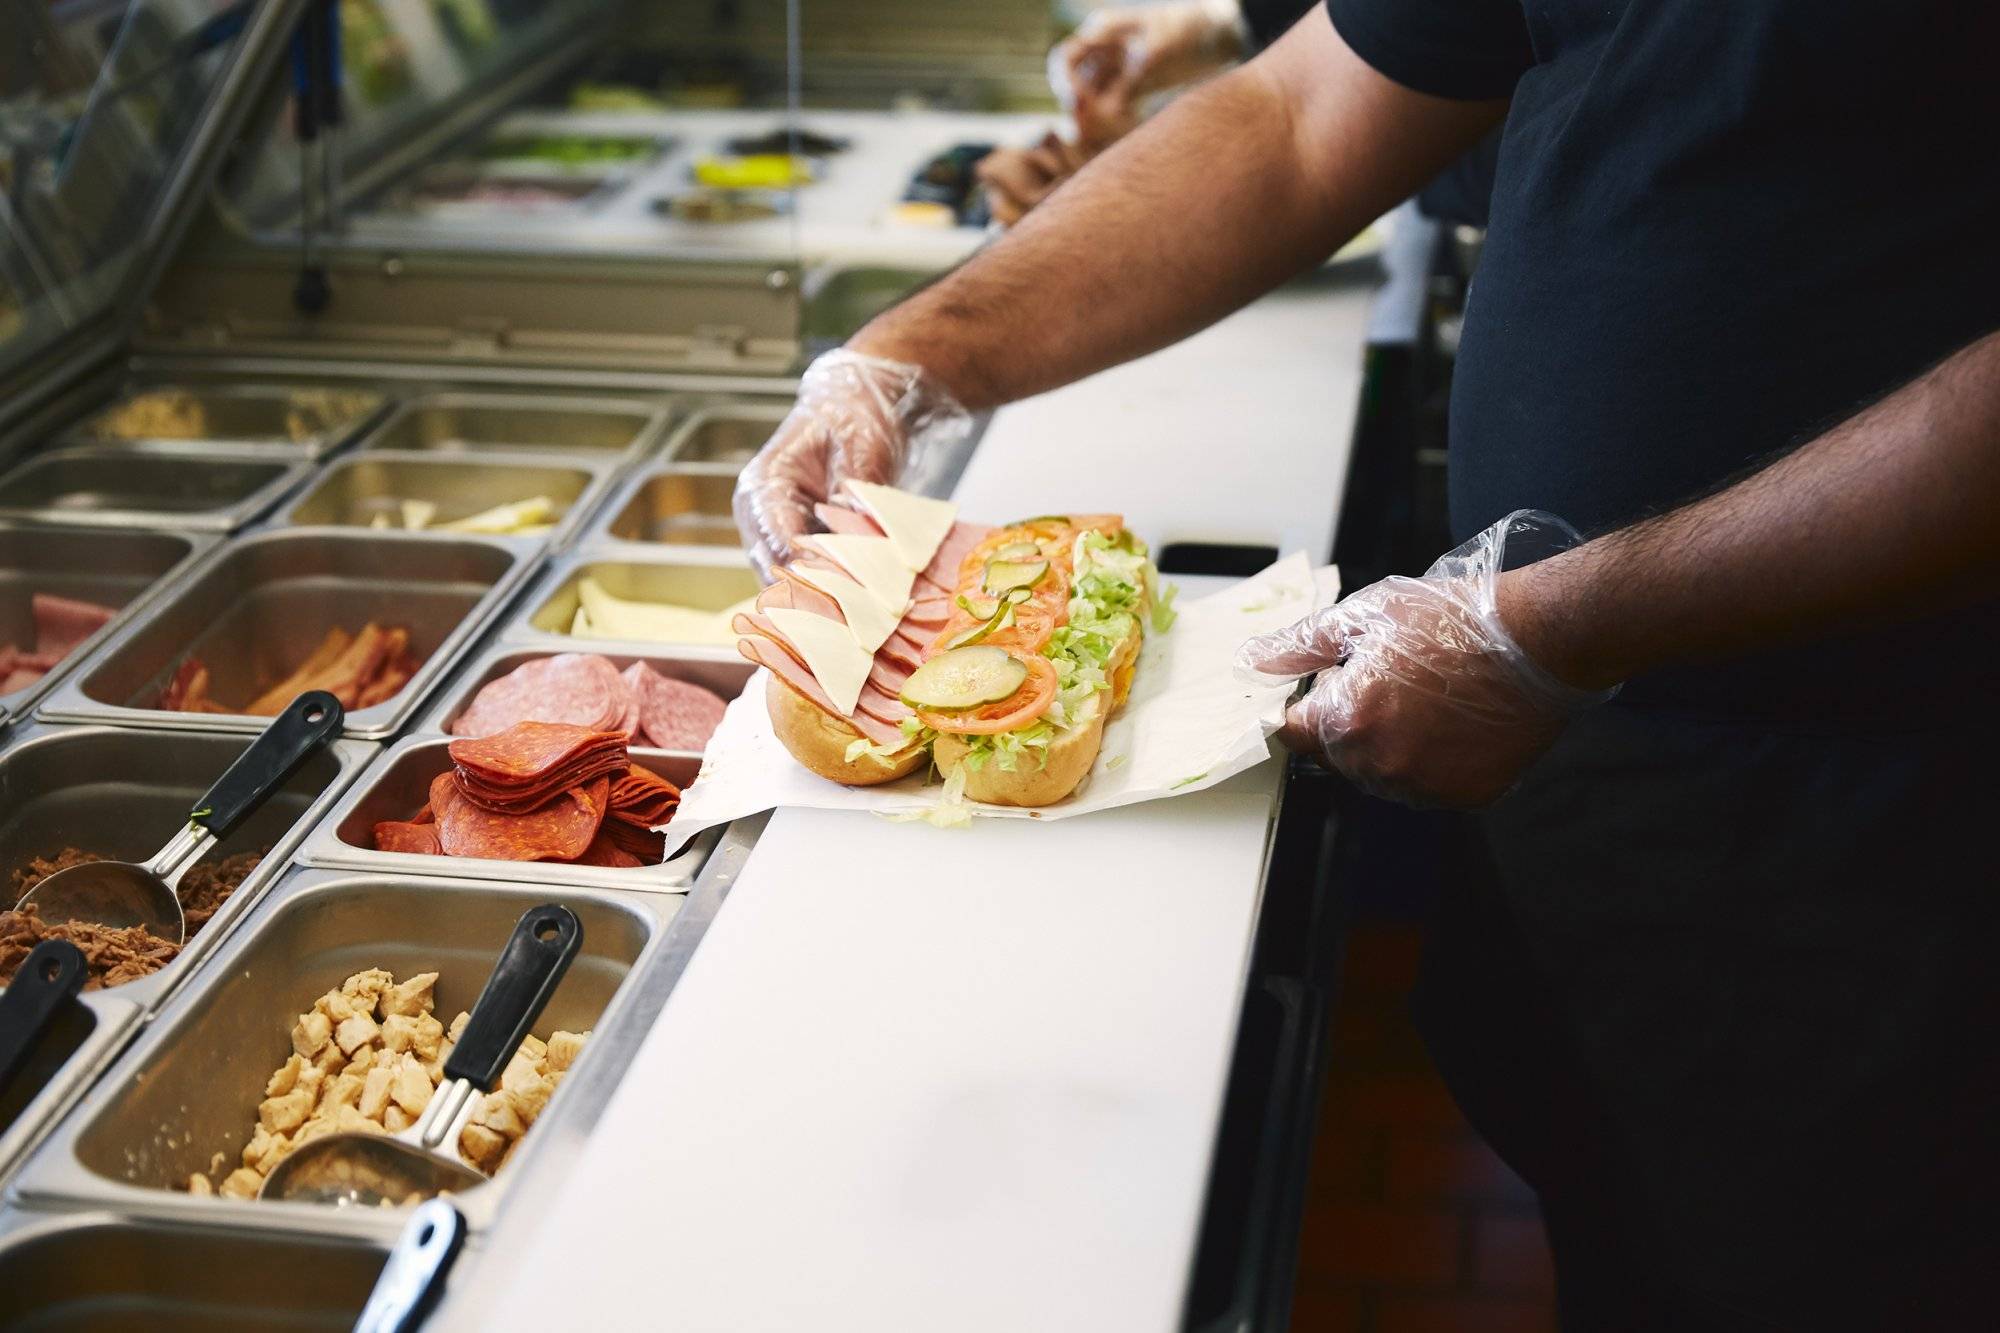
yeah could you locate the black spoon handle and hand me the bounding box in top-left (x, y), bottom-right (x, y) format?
top-left (354, 1198), bottom-right (467, 1333)
top-left (443, 905), bottom-right (582, 1092)
top-left (190, 690), bottom-right (344, 840)
top-left (0, 941), bottom-right (88, 1093)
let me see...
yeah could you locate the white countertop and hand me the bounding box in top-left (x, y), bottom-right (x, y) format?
top-left (462, 273), bottom-right (1375, 1331)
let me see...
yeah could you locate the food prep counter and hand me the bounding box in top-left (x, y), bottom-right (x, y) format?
top-left (0, 3), bottom-right (1372, 1322)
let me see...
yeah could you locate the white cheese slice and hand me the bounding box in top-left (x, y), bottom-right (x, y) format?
top-left (766, 607), bottom-right (872, 716)
top-left (790, 565), bottom-right (903, 654)
top-left (845, 481), bottom-right (958, 572)
top-left (808, 533), bottom-right (916, 609)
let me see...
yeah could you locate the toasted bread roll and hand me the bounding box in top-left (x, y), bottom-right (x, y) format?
top-left (766, 675), bottom-right (925, 786)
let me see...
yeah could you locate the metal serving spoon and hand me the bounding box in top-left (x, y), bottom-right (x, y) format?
top-left (260, 903), bottom-right (582, 1207)
top-left (14, 690), bottom-right (343, 945)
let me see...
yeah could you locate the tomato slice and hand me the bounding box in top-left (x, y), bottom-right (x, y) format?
top-left (918, 654), bottom-right (1058, 734)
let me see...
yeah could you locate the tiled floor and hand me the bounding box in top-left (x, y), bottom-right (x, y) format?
top-left (1290, 924), bottom-right (1559, 1333)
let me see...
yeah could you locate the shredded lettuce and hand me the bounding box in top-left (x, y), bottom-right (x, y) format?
top-left (844, 734), bottom-right (915, 767)
top-left (883, 763), bottom-right (972, 828)
top-left (1151, 581), bottom-right (1179, 632)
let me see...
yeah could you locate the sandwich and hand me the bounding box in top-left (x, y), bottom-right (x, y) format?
top-left (733, 483), bottom-right (1169, 808)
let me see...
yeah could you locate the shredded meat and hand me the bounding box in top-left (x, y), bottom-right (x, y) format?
top-left (0, 847), bottom-right (265, 989)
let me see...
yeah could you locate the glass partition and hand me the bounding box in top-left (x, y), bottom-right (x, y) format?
top-left (0, 0), bottom-right (266, 379)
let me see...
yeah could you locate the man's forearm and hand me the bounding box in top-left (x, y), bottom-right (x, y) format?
top-left (852, 16), bottom-right (1504, 409)
top-left (1502, 330), bottom-right (2000, 690)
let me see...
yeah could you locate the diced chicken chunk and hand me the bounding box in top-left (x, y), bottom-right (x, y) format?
top-left (218, 1168), bottom-right (263, 1200)
top-left (185, 1173), bottom-right (212, 1196)
top-left (291, 1010), bottom-right (332, 1058)
top-left (333, 1012), bottom-right (380, 1056)
top-left (258, 1086), bottom-right (314, 1135)
top-left (265, 1054), bottom-right (304, 1098)
top-left (388, 1054), bottom-right (433, 1116)
top-left (379, 971), bottom-right (438, 1018)
top-left (544, 1031), bottom-right (587, 1073)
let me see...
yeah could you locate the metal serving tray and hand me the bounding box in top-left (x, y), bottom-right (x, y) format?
top-left (0, 1209), bottom-right (393, 1326)
top-left (360, 392), bottom-right (669, 462)
top-left (0, 445), bottom-right (314, 534)
top-left (655, 402), bottom-right (787, 468)
top-left (0, 722), bottom-right (376, 1014)
top-left (297, 736), bottom-right (711, 891)
top-left (0, 525), bottom-right (215, 723)
top-left (39, 530), bottom-right (533, 740)
top-left (65, 383), bottom-right (390, 460)
top-left (592, 464), bottom-right (742, 550)
top-left (0, 996), bottom-right (141, 1192)
top-left (16, 869), bottom-right (674, 1234)
top-left (510, 549), bottom-right (761, 649)
top-left (415, 641), bottom-right (754, 739)
top-left (278, 453), bottom-right (617, 548)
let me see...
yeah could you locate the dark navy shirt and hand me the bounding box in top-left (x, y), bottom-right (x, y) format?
top-left (1326, 0), bottom-right (2000, 721)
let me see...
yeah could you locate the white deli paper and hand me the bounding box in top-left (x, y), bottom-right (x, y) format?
top-left (659, 553), bottom-right (1333, 853)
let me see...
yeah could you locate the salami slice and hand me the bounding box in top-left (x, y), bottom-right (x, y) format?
top-left (449, 721), bottom-right (627, 798)
top-left (433, 771), bottom-right (610, 862)
top-left (373, 819), bottom-right (442, 855)
top-left (449, 653), bottom-right (627, 738)
top-left (621, 667), bottom-right (725, 751)
top-left (609, 764), bottom-right (681, 827)
top-left (573, 831), bottom-right (644, 867)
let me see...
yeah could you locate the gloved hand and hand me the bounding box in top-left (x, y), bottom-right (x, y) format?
top-left (976, 131), bottom-right (1091, 227)
top-left (1237, 511), bottom-right (1618, 808)
top-left (733, 349), bottom-right (972, 580)
top-left (1051, 0), bottom-right (1247, 149)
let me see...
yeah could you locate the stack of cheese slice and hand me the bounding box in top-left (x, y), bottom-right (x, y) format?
top-left (734, 483), bottom-right (993, 770)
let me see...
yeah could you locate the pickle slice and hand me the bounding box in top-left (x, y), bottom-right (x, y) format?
top-left (983, 558), bottom-right (1048, 596)
top-left (991, 540), bottom-right (1041, 561)
top-left (900, 646), bottom-right (1028, 709)
top-left (943, 600), bottom-right (1015, 649)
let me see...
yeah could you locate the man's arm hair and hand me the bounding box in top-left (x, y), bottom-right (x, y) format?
top-left (1500, 329), bottom-right (2000, 688)
top-left (851, 13), bottom-right (1506, 410)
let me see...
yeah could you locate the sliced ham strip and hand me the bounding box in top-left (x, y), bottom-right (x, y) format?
top-left (812, 503), bottom-right (883, 538)
top-left (772, 568), bottom-right (845, 621)
top-left (856, 679), bottom-right (913, 726)
top-left (874, 632), bottom-right (923, 674)
top-left (921, 520), bottom-right (994, 590)
top-left (737, 635), bottom-right (906, 747)
top-left (31, 594), bottom-right (116, 658)
top-left (867, 653), bottom-right (912, 696)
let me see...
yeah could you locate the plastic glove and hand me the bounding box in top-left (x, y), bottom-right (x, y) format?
top-left (733, 349), bottom-right (972, 580)
top-left (1050, 0), bottom-right (1247, 149)
top-left (1236, 511), bottom-right (1618, 808)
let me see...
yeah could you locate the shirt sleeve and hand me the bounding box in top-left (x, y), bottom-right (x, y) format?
top-left (1325, 0), bottom-right (1534, 100)
top-left (1240, 0), bottom-right (1319, 52)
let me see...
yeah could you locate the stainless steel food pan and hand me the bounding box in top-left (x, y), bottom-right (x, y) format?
top-left (0, 996), bottom-right (141, 1190)
top-left (15, 869), bottom-right (673, 1234)
top-left (414, 641), bottom-right (754, 739)
top-left (296, 736), bottom-right (711, 891)
top-left (0, 1209), bottom-right (393, 1326)
top-left (0, 525), bottom-right (214, 722)
top-left (654, 403), bottom-right (787, 468)
top-left (801, 265), bottom-right (933, 352)
top-left (0, 446), bottom-right (313, 534)
top-left (38, 530), bottom-right (532, 740)
top-left (278, 453), bottom-right (615, 547)
top-left (65, 383), bottom-right (389, 459)
top-left (511, 551), bottom-right (761, 649)
top-left (360, 392), bottom-right (668, 461)
top-left (0, 722), bottom-right (376, 1013)
top-left (592, 465), bottom-right (742, 550)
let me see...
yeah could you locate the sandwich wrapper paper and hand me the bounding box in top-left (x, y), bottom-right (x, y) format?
top-left (659, 553), bottom-right (1334, 853)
